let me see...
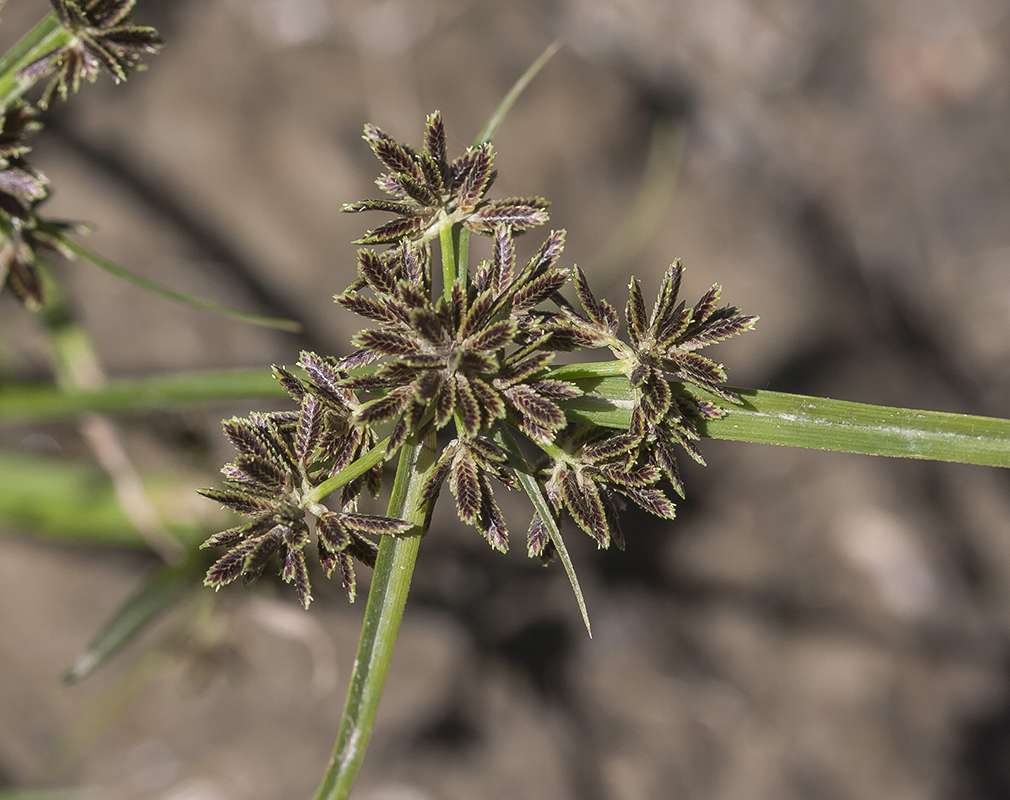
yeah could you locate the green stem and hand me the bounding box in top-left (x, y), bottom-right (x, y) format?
top-left (316, 184), bottom-right (469, 799)
top-left (440, 222), bottom-right (456, 302)
top-left (439, 220), bottom-right (468, 301)
top-left (0, 12), bottom-right (67, 108)
top-left (303, 438), bottom-right (392, 505)
top-left (454, 225), bottom-right (469, 294)
top-left (313, 433), bottom-right (437, 800)
top-left (545, 360), bottom-right (626, 381)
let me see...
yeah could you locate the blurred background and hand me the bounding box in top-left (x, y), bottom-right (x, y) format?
top-left (2, 0), bottom-right (1010, 798)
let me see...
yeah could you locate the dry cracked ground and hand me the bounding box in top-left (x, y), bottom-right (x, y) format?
top-left (3, 0), bottom-right (1010, 798)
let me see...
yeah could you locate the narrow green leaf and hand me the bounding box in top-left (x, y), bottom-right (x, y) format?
top-left (0, 12), bottom-right (68, 107)
top-left (473, 40), bottom-right (562, 146)
top-left (37, 223), bottom-right (302, 332)
top-left (694, 386), bottom-right (1010, 467)
top-left (0, 368), bottom-right (287, 423)
top-left (561, 374), bottom-right (1010, 468)
top-left (61, 554), bottom-right (206, 685)
top-left (0, 790), bottom-right (87, 800)
top-left (494, 425), bottom-right (592, 637)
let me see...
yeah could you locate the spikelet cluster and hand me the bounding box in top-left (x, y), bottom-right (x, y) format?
top-left (0, 1), bottom-right (162, 309)
top-left (201, 112), bottom-right (757, 606)
top-left (19, 0), bottom-right (163, 109)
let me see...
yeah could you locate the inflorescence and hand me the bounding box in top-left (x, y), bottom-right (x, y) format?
top-left (0, 0), bottom-right (162, 309)
top-left (199, 111), bottom-right (758, 608)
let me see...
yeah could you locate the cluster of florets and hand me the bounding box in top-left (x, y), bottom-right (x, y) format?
top-left (343, 111), bottom-right (550, 246)
top-left (201, 112), bottom-right (757, 606)
top-left (21, 0), bottom-right (163, 109)
top-left (0, 0), bottom-right (162, 309)
top-left (198, 352), bottom-right (405, 608)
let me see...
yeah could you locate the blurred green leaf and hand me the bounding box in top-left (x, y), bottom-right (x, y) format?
top-left (0, 451), bottom-right (207, 547)
top-left (0, 367), bottom-right (286, 423)
top-left (474, 40), bottom-right (561, 146)
top-left (0, 451), bottom-right (144, 546)
top-left (38, 222), bottom-right (302, 332)
top-left (62, 553), bottom-right (207, 685)
top-left (0, 12), bottom-right (68, 107)
top-left (0, 791), bottom-right (87, 800)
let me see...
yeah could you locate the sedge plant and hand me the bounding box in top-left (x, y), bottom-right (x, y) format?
top-left (2, 5), bottom-right (1010, 800)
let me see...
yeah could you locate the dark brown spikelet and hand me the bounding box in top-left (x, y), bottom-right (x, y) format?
top-left (422, 438), bottom-right (515, 551)
top-left (22, 0), bottom-right (163, 109)
top-left (199, 348), bottom-right (391, 606)
top-left (538, 427), bottom-right (680, 551)
top-left (0, 102), bottom-right (71, 309)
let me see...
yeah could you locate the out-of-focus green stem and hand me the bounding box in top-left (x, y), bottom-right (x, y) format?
top-left (0, 12), bottom-right (67, 107)
top-left (35, 266), bottom-right (185, 562)
top-left (473, 40), bottom-right (561, 146)
top-left (40, 223), bottom-right (302, 332)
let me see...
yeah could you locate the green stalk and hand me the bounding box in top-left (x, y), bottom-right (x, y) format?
top-left (304, 438), bottom-right (391, 505)
top-left (0, 12), bottom-right (67, 107)
top-left (439, 221), bottom-right (469, 301)
top-left (316, 195), bottom-right (465, 800)
top-left (313, 434), bottom-right (436, 800)
top-left (453, 225), bottom-right (469, 293)
top-left (440, 223), bottom-right (456, 301)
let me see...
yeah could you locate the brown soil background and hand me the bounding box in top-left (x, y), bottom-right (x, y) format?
top-left (3, 1), bottom-right (1010, 798)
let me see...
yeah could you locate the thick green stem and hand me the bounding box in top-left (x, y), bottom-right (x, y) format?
top-left (439, 220), bottom-right (468, 301)
top-left (453, 225), bottom-right (469, 294)
top-left (440, 223), bottom-right (456, 301)
top-left (313, 433), bottom-right (436, 800)
top-left (316, 196), bottom-right (467, 800)
top-left (0, 12), bottom-right (68, 107)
